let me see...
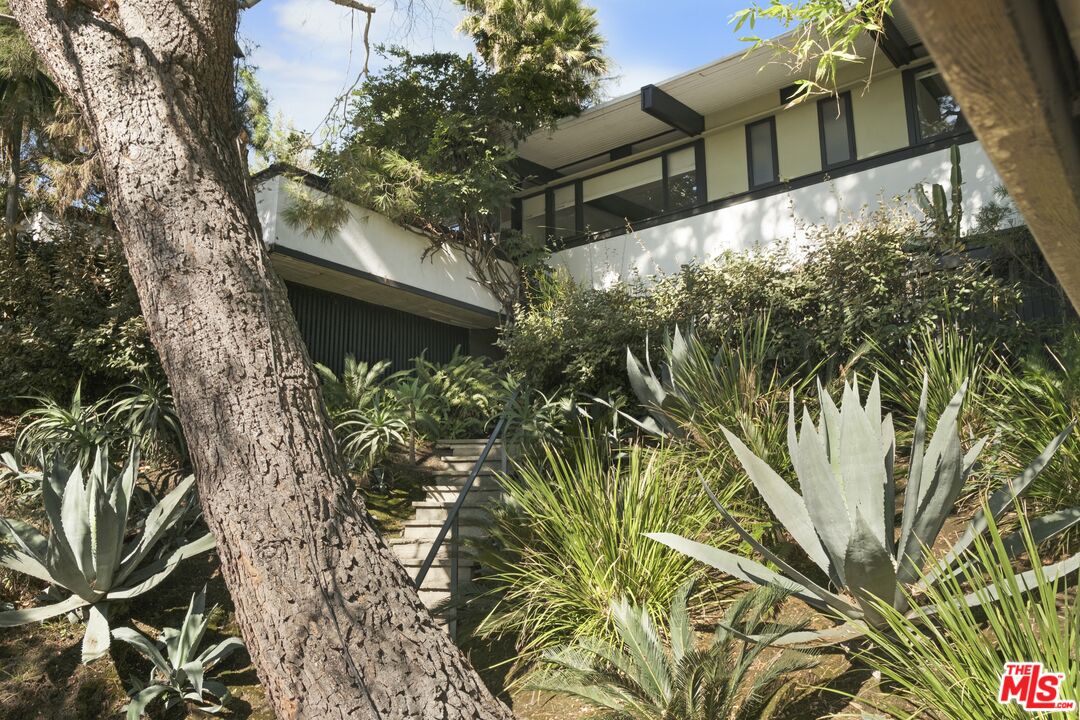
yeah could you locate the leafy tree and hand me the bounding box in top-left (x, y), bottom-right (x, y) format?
top-left (307, 0), bottom-right (609, 314)
top-left (734, 0), bottom-right (894, 104)
top-left (5, 0), bottom-right (539, 716)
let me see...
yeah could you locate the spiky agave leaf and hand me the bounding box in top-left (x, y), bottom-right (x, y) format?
top-left (113, 586), bottom-right (243, 718)
top-left (649, 373), bottom-right (1075, 645)
top-left (0, 446), bottom-right (214, 662)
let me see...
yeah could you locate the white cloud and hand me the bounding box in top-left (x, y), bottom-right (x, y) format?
top-left (242, 0), bottom-right (473, 134)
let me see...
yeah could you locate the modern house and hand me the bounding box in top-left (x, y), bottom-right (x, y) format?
top-left (511, 5), bottom-right (1003, 288)
top-left (254, 169), bottom-right (505, 374)
top-left (255, 3), bottom-right (1012, 370)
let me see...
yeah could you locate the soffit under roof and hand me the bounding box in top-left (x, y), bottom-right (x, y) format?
top-left (516, 8), bottom-right (920, 171)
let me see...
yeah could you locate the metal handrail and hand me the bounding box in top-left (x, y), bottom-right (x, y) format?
top-left (413, 386), bottom-right (520, 590)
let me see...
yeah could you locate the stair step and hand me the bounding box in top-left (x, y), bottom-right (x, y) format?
top-left (435, 458), bottom-right (505, 473)
top-left (427, 468), bottom-right (500, 478)
top-left (423, 486), bottom-right (504, 504)
top-left (411, 503), bottom-right (492, 524)
top-left (401, 521), bottom-right (486, 541)
top-left (390, 538), bottom-right (477, 562)
top-left (412, 563), bottom-right (475, 587)
top-left (420, 475), bottom-right (504, 491)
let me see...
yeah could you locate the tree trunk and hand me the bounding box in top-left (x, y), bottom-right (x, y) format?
top-left (9, 2), bottom-right (513, 719)
top-left (3, 112), bottom-right (21, 257)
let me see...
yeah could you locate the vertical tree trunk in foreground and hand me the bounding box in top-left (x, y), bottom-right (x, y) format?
top-left (3, 113), bottom-right (21, 255)
top-left (11, 2), bottom-right (513, 718)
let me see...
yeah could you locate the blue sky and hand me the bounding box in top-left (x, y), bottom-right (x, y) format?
top-left (239, 0), bottom-right (787, 134)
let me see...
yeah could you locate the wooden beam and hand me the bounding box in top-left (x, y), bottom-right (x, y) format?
top-left (641, 85), bottom-right (704, 136)
top-left (905, 0), bottom-right (1080, 312)
top-left (511, 157), bottom-right (562, 185)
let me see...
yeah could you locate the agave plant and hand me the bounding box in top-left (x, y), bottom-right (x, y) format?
top-left (649, 374), bottom-right (1080, 644)
top-left (530, 583), bottom-right (815, 720)
top-left (0, 447), bottom-right (216, 662)
top-left (114, 586), bottom-right (243, 718)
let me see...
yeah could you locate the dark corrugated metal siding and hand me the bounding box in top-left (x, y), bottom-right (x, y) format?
top-left (286, 282), bottom-right (470, 375)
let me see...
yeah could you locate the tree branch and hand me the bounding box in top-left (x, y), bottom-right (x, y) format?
top-left (0, 12), bottom-right (17, 22)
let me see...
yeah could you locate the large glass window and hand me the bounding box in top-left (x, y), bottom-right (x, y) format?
top-left (514, 142), bottom-right (702, 240)
top-left (581, 158), bottom-right (664, 234)
top-left (819, 92), bottom-right (856, 167)
top-left (911, 67), bottom-right (964, 141)
top-left (666, 146), bottom-right (698, 211)
top-left (551, 185), bottom-right (577, 238)
top-left (747, 118), bottom-right (778, 188)
top-left (521, 193), bottom-right (546, 240)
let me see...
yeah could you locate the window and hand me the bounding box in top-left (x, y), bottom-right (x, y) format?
top-left (746, 117), bottom-right (778, 188)
top-left (818, 92), bottom-right (856, 167)
top-left (908, 66), bottom-right (965, 142)
top-left (521, 193), bottom-right (546, 240)
top-left (512, 141), bottom-right (704, 240)
top-left (582, 157), bottom-right (664, 234)
top-left (551, 184), bottom-right (577, 239)
top-left (666, 146), bottom-right (699, 211)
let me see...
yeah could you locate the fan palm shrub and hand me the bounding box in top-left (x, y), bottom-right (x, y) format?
top-left (531, 583), bottom-right (815, 720)
top-left (114, 586), bottom-right (244, 718)
top-left (314, 356), bottom-right (392, 414)
top-left (0, 447), bottom-right (215, 662)
top-left (473, 432), bottom-right (735, 659)
top-left (649, 374), bottom-right (1079, 644)
top-left (855, 508), bottom-right (1079, 719)
top-left (16, 381), bottom-right (114, 468)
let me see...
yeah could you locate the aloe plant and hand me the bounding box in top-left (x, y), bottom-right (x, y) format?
top-left (649, 375), bottom-right (1080, 645)
top-left (114, 586), bottom-right (243, 718)
top-left (0, 447), bottom-right (215, 662)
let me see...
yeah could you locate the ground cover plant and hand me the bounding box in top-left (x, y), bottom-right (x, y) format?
top-left (471, 432), bottom-right (735, 662)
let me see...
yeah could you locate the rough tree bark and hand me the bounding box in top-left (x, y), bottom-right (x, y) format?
top-left (10, 1), bottom-right (514, 718)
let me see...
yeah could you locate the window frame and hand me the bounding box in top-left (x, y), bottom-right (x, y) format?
top-left (512, 139), bottom-right (705, 241)
top-left (903, 62), bottom-right (969, 145)
top-left (817, 91), bottom-right (858, 169)
top-left (745, 116), bottom-right (780, 190)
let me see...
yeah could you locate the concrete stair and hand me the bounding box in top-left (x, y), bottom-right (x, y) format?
top-left (390, 439), bottom-right (506, 630)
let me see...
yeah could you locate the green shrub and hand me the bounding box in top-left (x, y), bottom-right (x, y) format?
top-left (108, 374), bottom-right (187, 466)
top-left (981, 326), bottom-right (1080, 511)
top-left (503, 210), bottom-right (1026, 398)
top-left (15, 381), bottom-right (115, 468)
top-left (472, 433), bottom-right (737, 660)
top-left (0, 229), bottom-right (157, 409)
top-left (857, 508), bottom-right (1079, 719)
top-left (531, 583), bottom-right (814, 720)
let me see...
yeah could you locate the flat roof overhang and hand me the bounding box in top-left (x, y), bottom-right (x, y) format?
top-left (270, 247), bottom-right (500, 330)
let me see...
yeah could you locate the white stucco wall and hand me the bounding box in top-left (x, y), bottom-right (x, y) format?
top-left (255, 175), bottom-right (504, 315)
top-left (549, 141), bottom-right (1004, 288)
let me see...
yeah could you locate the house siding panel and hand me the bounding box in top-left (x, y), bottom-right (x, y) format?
top-left (285, 281), bottom-right (470, 376)
top-left (704, 126), bottom-right (748, 200)
top-left (776, 101), bottom-right (822, 179)
top-left (852, 71), bottom-right (909, 159)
